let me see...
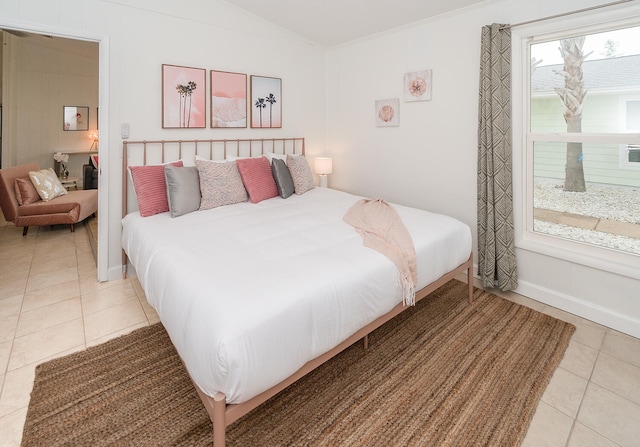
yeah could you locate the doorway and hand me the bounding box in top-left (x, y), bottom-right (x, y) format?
top-left (0, 24), bottom-right (108, 281)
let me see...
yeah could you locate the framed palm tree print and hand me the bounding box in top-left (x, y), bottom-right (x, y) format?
top-left (162, 64), bottom-right (206, 128)
top-left (250, 75), bottom-right (282, 128)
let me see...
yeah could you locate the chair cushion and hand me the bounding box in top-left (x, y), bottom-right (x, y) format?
top-left (28, 168), bottom-right (68, 202)
top-left (14, 189), bottom-right (98, 227)
top-left (14, 177), bottom-right (41, 205)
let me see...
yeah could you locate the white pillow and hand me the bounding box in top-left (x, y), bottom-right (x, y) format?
top-left (264, 152), bottom-right (287, 165)
top-left (28, 168), bottom-right (68, 202)
top-left (226, 155), bottom-right (255, 162)
top-left (195, 155), bottom-right (227, 163)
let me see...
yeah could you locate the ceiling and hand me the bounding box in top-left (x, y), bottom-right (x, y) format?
top-left (225, 0), bottom-right (489, 46)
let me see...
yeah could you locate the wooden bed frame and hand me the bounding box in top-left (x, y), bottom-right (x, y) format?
top-left (121, 137), bottom-right (474, 447)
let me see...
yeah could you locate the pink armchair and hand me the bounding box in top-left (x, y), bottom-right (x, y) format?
top-left (0, 163), bottom-right (98, 236)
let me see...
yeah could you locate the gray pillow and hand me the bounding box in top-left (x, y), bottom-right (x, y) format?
top-left (271, 158), bottom-right (295, 199)
top-left (164, 165), bottom-right (201, 217)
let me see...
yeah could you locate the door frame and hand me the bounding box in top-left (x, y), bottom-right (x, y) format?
top-left (0, 19), bottom-right (109, 281)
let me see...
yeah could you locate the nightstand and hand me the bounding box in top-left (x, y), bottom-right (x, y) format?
top-left (59, 176), bottom-right (80, 190)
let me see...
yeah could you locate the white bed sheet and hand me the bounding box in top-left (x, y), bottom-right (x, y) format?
top-left (122, 187), bottom-right (472, 404)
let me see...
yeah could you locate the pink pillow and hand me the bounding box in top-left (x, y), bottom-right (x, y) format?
top-left (14, 177), bottom-right (41, 205)
top-left (129, 161), bottom-right (183, 217)
top-left (236, 156), bottom-right (278, 204)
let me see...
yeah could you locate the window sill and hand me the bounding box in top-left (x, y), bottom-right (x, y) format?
top-left (516, 231), bottom-right (640, 280)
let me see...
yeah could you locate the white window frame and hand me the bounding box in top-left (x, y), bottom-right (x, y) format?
top-left (512, 9), bottom-right (640, 280)
top-left (619, 95), bottom-right (640, 169)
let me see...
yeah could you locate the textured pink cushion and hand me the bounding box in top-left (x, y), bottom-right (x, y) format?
top-left (286, 154), bottom-right (315, 195)
top-left (14, 177), bottom-right (41, 205)
top-left (129, 161), bottom-right (183, 217)
top-left (196, 159), bottom-right (248, 210)
top-left (236, 156), bottom-right (278, 204)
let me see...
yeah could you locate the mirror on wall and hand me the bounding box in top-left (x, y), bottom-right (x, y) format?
top-left (63, 106), bottom-right (89, 131)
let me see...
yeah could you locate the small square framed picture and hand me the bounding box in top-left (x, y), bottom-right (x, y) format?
top-left (375, 98), bottom-right (399, 127)
top-left (404, 69), bottom-right (432, 102)
top-left (63, 106), bottom-right (89, 131)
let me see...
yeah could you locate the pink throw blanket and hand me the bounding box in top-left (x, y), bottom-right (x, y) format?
top-left (344, 198), bottom-right (417, 305)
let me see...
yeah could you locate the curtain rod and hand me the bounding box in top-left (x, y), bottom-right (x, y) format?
top-left (503, 0), bottom-right (634, 29)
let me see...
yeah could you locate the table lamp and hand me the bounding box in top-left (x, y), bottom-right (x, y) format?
top-left (88, 130), bottom-right (99, 151)
top-left (314, 157), bottom-right (333, 188)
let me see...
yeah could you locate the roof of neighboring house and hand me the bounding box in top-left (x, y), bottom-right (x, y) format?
top-left (531, 54), bottom-right (640, 94)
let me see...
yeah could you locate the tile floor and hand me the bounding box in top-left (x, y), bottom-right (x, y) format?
top-left (1, 216), bottom-right (639, 447)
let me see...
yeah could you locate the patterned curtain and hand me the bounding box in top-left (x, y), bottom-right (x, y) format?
top-left (477, 23), bottom-right (518, 291)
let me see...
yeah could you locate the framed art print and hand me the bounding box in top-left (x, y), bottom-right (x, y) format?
top-left (404, 69), bottom-right (432, 102)
top-left (375, 98), bottom-right (399, 127)
top-left (210, 70), bottom-right (247, 128)
top-left (250, 75), bottom-right (282, 128)
top-left (162, 64), bottom-right (206, 128)
top-left (63, 106), bottom-right (89, 131)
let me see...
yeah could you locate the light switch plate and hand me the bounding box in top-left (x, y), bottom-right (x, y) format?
top-left (121, 123), bottom-right (130, 139)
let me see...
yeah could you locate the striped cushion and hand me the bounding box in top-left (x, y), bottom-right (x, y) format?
top-left (130, 161), bottom-right (183, 217)
top-left (236, 156), bottom-right (278, 204)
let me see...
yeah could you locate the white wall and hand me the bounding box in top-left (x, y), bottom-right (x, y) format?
top-left (325, 0), bottom-right (640, 337)
top-left (0, 0), bottom-right (327, 281)
top-left (2, 33), bottom-right (98, 176)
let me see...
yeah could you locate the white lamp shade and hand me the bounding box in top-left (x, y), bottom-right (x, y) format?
top-left (314, 157), bottom-right (333, 175)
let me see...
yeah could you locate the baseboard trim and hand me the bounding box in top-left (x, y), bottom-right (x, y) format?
top-left (107, 266), bottom-right (123, 282)
top-left (514, 279), bottom-right (640, 338)
top-left (455, 267), bottom-right (639, 338)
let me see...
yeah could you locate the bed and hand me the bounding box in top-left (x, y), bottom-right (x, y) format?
top-left (121, 138), bottom-right (473, 446)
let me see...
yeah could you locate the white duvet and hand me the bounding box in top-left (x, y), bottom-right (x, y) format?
top-left (122, 187), bottom-right (472, 404)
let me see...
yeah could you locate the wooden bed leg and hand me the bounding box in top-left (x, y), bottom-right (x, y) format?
top-left (122, 250), bottom-right (128, 280)
top-left (363, 334), bottom-right (369, 351)
top-left (213, 392), bottom-right (226, 447)
top-left (467, 262), bottom-right (474, 303)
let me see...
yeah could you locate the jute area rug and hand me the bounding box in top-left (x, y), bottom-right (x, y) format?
top-left (21, 280), bottom-right (575, 447)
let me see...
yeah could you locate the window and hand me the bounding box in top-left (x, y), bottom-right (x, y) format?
top-left (620, 96), bottom-right (640, 169)
top-left (625, 99), bottom-right (640, 132)
top-left (514, 16), bottom-right (640, 277)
